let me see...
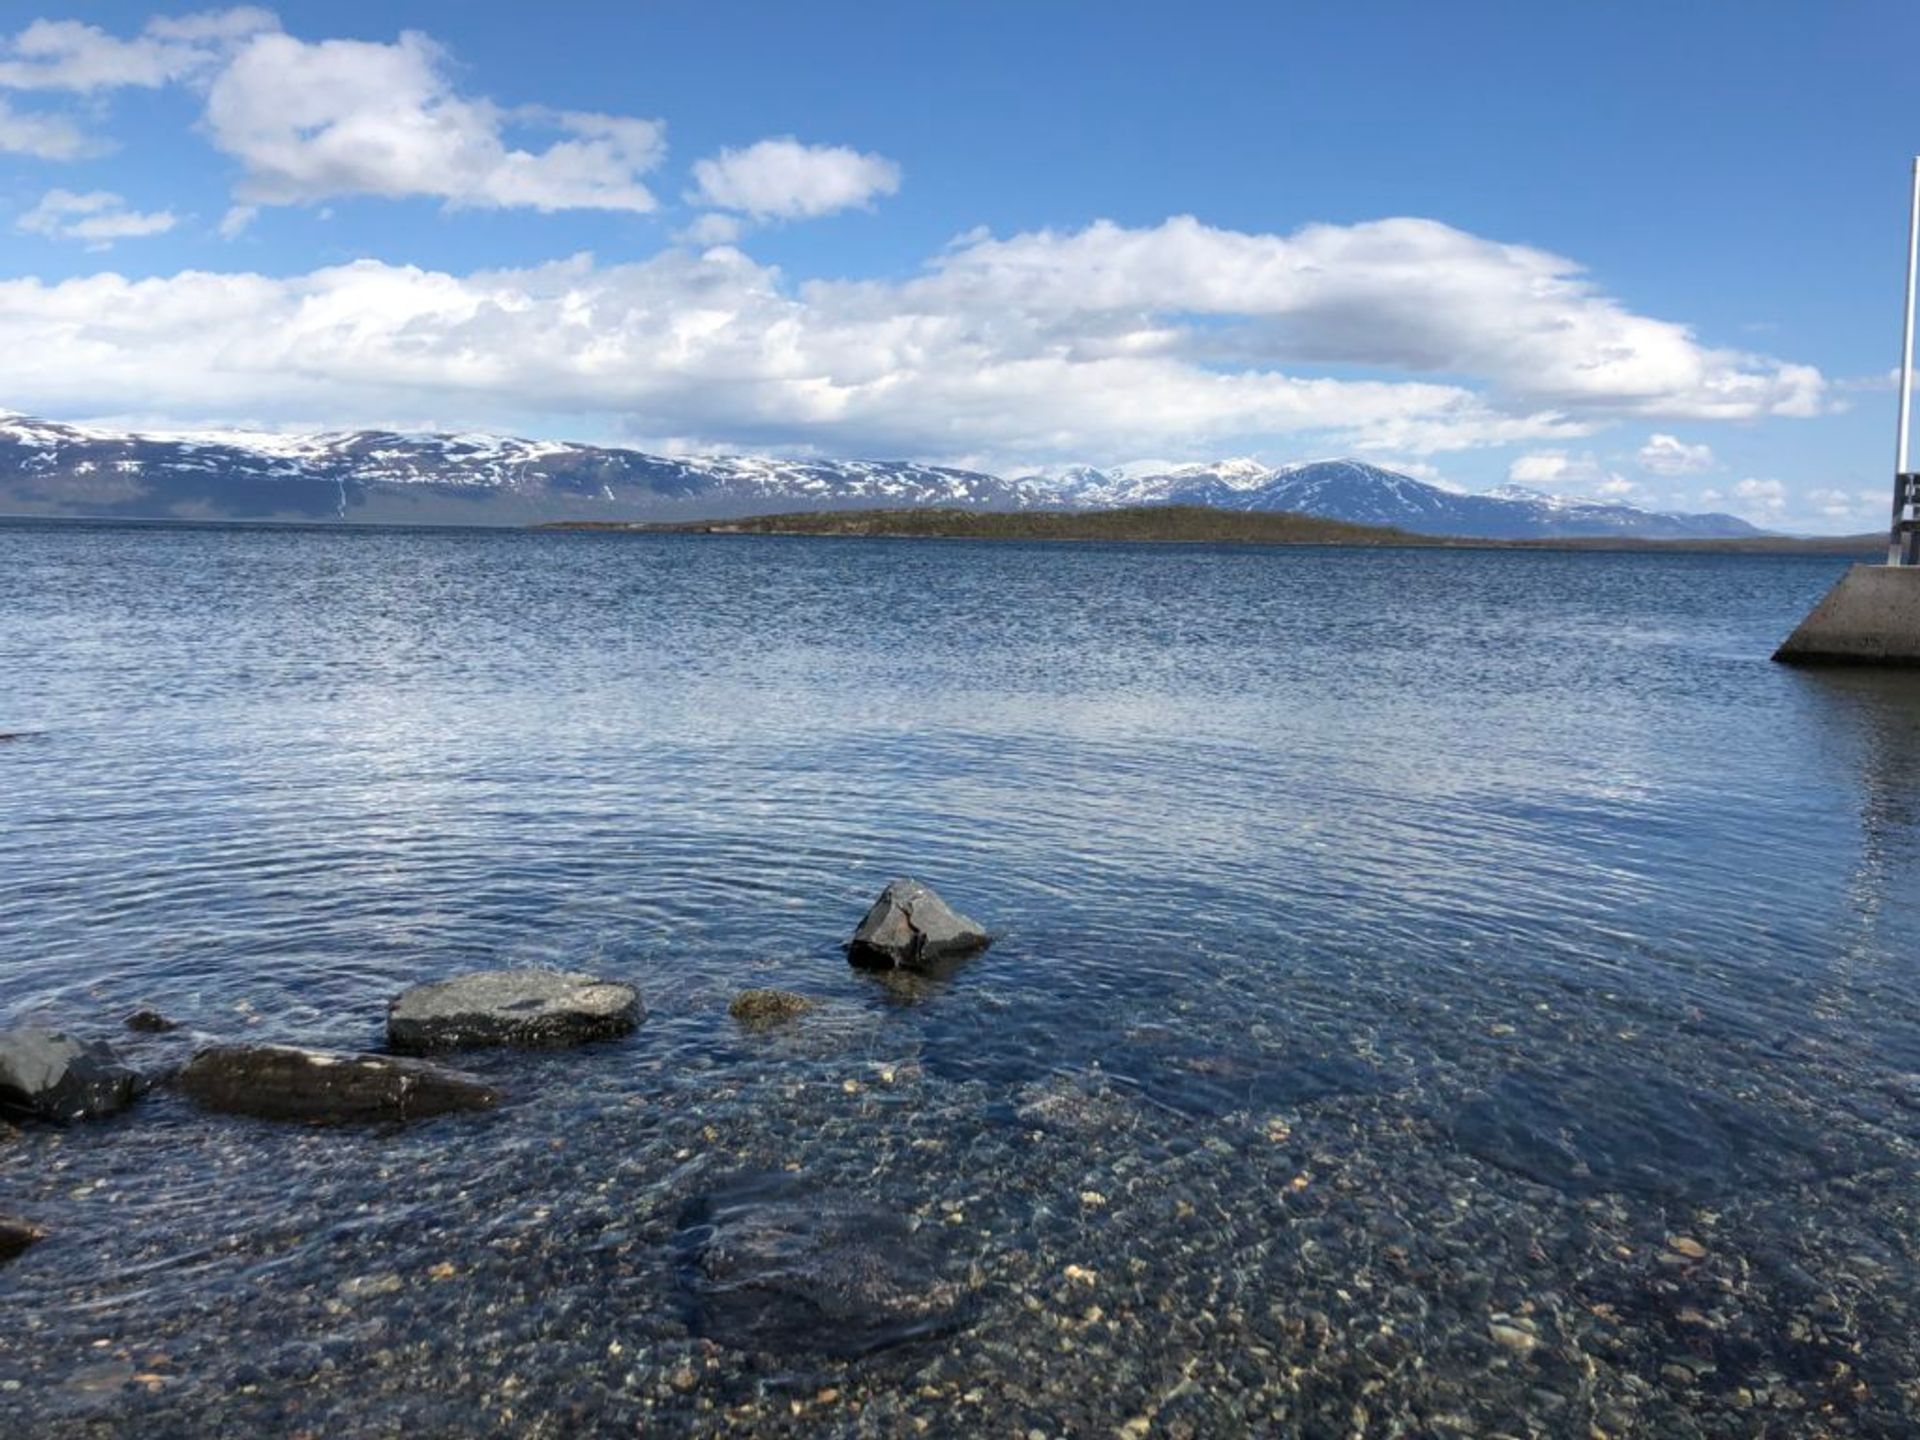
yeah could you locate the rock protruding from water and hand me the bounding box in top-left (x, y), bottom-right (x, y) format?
top-left (728, 989), bottom-right (818, 1029)
top-left (123, 1007), bottom-right (178, 1034)
top-left (846, 879), bottom-right (992, 971)
top-left (178, 1044), bottom-right (501, 1123)
top-left (0, 1029), bottom-right (143, 1123)
top-left (0, 1213), bottom-right (46, 1262)
top-left (678, 1184), bottom-right (975, 1357)
top-left (386, 969), bottom-right (642, 1052)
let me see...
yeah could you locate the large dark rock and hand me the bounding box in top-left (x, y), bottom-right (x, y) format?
top-left (677, 1181), bottom-right (975, 1357)
top-left (387, 969), bottom-right (642, 1052)
top-left (0, 1213), bottom-right (45, 1262)
top-left (0, 1029), bottom-right (143, 1123)
top-left (846, 879), bottom-right (992, 971)
top-left (178, 1044), bottom-right (500, 1123)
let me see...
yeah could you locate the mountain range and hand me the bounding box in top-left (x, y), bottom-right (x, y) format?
top-left (0, 414), bottom-right (1763, 541)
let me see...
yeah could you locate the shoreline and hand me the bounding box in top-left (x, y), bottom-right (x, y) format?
top-left (537, 504), bottom-right (1884, 557)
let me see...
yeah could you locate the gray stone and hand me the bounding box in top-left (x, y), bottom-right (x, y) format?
top-left (1774, 564), bottom-right (1920, 665)
top-left (677, 1183), bottom-right (975, 1357)
top-left (846, 879), bottom-right (992, 971)
top-left (178, 1044), bottom-right (500, 1123)
top-left (728, 989), bottom-right (818, 1029)
top-left (0, 1029), bottom-right (142, 1123)
top-left (386, 969), bottom-right (642, 1052)
top-left (0, 1213), bottom-right (44, 1263)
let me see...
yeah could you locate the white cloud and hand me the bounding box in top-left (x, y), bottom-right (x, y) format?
top-left (1806, 487), bottom-right (1878, 521)
top-left (16, 188), bottom-right (176, 247)
top-left (1637, 432), bottom-right (1715, 475)
top-left (0, 249), bottom-right (1581, 464)
top-left (217, 203), bottom-right (257, 239)
top-left (896, 217), bottom-right (1825, 421)
top-left (691, 137), bottom-right (900, 221)
top-left (0, 8), bottom-right (275, 91)
top-left (677, 211), bottom-right (743, 246)
top-left (1507, 450), bottom-right (1637, 497)
top-left (0, 213), bottom-right (1831, 468)
top-left (0, 95), bottom-right (95, 158)
top-left (201, 29), bottom-right (665, 211)
top-left (1731, 477), bottom-right (1787, 517)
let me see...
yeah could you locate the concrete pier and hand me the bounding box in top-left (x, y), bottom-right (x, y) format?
top-left (1773, 564), bottom-right (1920, 666)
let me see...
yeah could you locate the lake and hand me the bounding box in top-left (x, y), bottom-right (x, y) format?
top-left (2, 520), bottom-right (1918, 1436)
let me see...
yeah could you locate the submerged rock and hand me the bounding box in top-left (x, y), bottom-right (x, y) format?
top-left (846, 879), bottom-right (992, 971)
top-left (178, 1044), bottom-right (500, 1123)
top-left (0, 1213), bottom-right (45, 1262)
top-left (677, 1182), bottom-right (976, 1357)
top-left (728, 989), bottom-right (818, 1029)
top-left (1014, 1071), bottom-right (1140, 1134)
top-left (0, 1029), bottom-right (143, 1123)
top-left (123, 1007), bottom-right (178, 1034)
top-left (387, 969), bottom-right (642, 1052)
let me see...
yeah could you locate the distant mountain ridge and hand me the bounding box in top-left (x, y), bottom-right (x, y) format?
top-left (0, 415), bottom-right (1038, 526)
top-left (1027, 457), bottom-right (1764, 540)
top-left (0, 414), bottom-right (1763, 540)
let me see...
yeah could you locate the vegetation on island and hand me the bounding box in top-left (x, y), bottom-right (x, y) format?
top-left (543, 505), bottom-right (1885, 555)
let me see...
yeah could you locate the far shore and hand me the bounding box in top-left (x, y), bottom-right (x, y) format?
top-left (537, 504), bottom-right (1884, 557)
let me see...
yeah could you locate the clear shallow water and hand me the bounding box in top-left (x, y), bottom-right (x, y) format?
top-left (1, 521), bottom-right (1918, 1436)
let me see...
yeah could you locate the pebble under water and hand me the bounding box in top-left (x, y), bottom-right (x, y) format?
top-left (2, 520), bottom-right (1919, 1436)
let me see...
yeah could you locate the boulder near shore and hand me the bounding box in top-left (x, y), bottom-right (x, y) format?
top-left (847, 879), bottom-right (992, 972)
top-left (0, 1213), bottom-right (46, 1263)
top-left (178, 1044), bottom-right (501, 1123)
top-left (387, 969), bottom-right (643, 1052)
top-left (0, 1028), bottom-right (143, 1123)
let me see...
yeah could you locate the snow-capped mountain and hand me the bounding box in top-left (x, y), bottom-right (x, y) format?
top-left (0, 415), bottom-right (1050, 525)
top-left (0, 414), bottom-right (1764, 539)
top-left (1032, 457), bottom-right (1763, 540)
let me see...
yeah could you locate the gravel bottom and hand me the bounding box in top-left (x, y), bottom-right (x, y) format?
top-left (2, 1020), bottom-right (1915, 1440)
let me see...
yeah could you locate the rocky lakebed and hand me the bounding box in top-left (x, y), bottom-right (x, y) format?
top-left (4, 878), bottom-right (1919, 1438)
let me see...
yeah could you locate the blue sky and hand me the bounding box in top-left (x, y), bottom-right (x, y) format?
top-left (0, 2), bottom-right (1916, 530)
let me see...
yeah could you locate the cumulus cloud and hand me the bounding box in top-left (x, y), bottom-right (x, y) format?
top-left (691, 137), bottom-right (900, 220)
top-left (0, 8), bottom-right (274, 91)
top-left (202, 30), bottom-right (665, 212)
top-left (0, 213), bottom-right (1832, 467)
top-left (16, 188), bottom-right (176, 247)
top-left (0, 95), bottom-right (95, 158)
top-left (0, 248), bottom-right (1580, 463)
top-left (1506, 450), bottom-right (1636, 497)
top-left (1637, 432), bottom-right (1715, 475)
top-left (894, 217), bottom-right (1825, 421)
top-left (1805, 487), bottom-right (1881, 521)
top-left (1728, 477), bottom-right (1788, 518)
top-left (676, 211), bottom-right (742, 246)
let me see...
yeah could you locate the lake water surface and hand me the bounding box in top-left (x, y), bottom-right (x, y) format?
top-left (2, 521), bottom-right (1919, 1436)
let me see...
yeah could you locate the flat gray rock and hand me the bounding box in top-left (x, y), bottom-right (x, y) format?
top-left (178, 1044), bottom-right (500, 1123)
top-left (387, 969), bottom-right (642, 1052)
top-left (847, 879), bottom-right (992, 971)
top-left (0, 1029), bottom-right (142, 1123)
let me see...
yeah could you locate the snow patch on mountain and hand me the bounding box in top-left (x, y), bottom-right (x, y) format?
top-left (0, 415), bottom-right (1766, 538)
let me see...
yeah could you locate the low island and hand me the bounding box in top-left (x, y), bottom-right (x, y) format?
top-left (541, 504), bottom-right (1884, 555)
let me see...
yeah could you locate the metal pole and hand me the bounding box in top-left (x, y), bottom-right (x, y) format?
top-left (1890, 156), bottom-right (1920, 565)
